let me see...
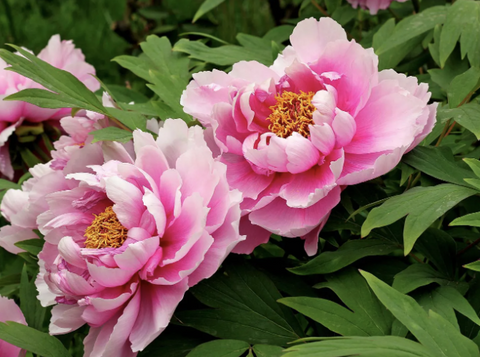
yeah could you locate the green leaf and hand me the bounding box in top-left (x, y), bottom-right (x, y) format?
top-left (263, 25), bottom-right (294, 44)
top-left (450, 211), bottom-right (480, 227)
top-left (439, 0), bottom-right (480, 67)
top-left (252, 344), bottom-right (283, 357)
top-left (464, 158), bottom-right (480, 177)
top-left (416, 286), bottom-right (480, 330)
top-left (14, 239), bottom-right (44, 256)
top-left (288, 239), bottom-right (399, 276)
top-left (361, 184), bottom-right (477, 255)
top-left (440, 101), bottom-right (480, 140)
top-left (90, 127), bottom-right (134, 143)
top-left (447, 67), bottom-right (480, 108)
top-left (0, 179), bottom-right (19, 190)
top-left (186, 339), bottom-right (249, 357)
top-left (5, 89), bottom-right (85, 109)
top-left (192, 0), bottom-right (226, 22)
top-left (361, 271), bottom-right (480, 357)
top-left (20, 265), bottom-right (45, 331)
top-left (376, 6), bottom-right (447, 55)
top-left (173, 39), bottom-right (272, 66)
top-left (176, 259), bottom-right (303, 346)
top-left (282, 336), bottom-right (434, 357)
top-left (392, 264), bottom-right (467, 294)
top-left (281, 268), bottom-right (393, 336)
top-left (0, 321), bottom-right (71, 357)
top-left (0, 46), bottom-right (104, 114)
top-left (465, 261), bottom-right (480, 272)
top-left (403, 146), bottom-right (477, 188)
top-left (105, 108), bottom-right (146, 131)
top-left (414, 228), bottom-right (456, 278)
top-left (20, 148), bottom-right (42, 168)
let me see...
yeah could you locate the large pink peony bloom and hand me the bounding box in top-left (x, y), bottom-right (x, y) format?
top-left (0, 34), bottom-right (99, 179)
top-left (181, 17), bottom-right (437, 256)
top-left (0, 296), bottom-right (27, 357)
top-left (6, 118), bottom-right (243, 356)
top-left (346, 0), bottom-right (407, 14)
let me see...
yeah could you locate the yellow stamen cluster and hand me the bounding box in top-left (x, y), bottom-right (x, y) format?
top-left (266, 91), bottom-right (315, 138)
top-left (84, 206), bottom-right (128, 249)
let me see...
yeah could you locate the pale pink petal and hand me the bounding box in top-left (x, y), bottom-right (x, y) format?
top-left (290, 17), bottom-right (347, 64)
top-left (231, 215), bottom-right (271, 255)
top-left (49, 304), bottom-right (86, 335)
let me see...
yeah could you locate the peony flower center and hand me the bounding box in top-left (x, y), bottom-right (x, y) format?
top-left (84, 206), bottom-right (128, 249)
top-left (266, 91), bottom-right (315, 138)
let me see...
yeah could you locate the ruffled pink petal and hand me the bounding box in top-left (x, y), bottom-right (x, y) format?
top-left (49, 304), bottom-right (86, 335)
top-left (289, 17), bottom-right (347, 64)
top-left (231, 215), bottom-right (272, 254)
top-left (129, 280), bottom-right (188, 352)
top-left (230, 61), bottom-right (280, 83)
top-left (83, 290), bottom-right (140, 357)
top-left (249, 186), bottom-right (342, 237)
top-left (221, 153), bottom-right (274, 200)
top-left (310, 41), bottom-right (378, 116)
top-left (309, 124), bottom-right (335, 156)
top-left (106, 177), bottom-right (145, 229)
top-left (0, 226), bottom-right (38, 254)
top-left (161, 194), bottom-right (209, 264)
top-left (332, 109), bottom-right (356, 148)
top-left (345, 80), bottom-right (426, 154)
top-left (0, 296), bottom-right (26, 357)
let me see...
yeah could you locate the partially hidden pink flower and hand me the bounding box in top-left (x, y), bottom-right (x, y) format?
top-left (346, 0), bottom-right (407, 14)
top-left (2, 117), bottom-right (243, 356)
top-left (0, 34), bottom-right (100, 179)
top-left (181, 17), bottom-right (437, 256)
top-left (0, 296), bottom-right (27, 357)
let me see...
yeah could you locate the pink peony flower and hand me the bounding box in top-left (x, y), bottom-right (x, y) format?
top-left (9, 119), bottom-right (243, 356)
top-left (346, 0), bottom-right (407, 14)
top-left (181, 17), bottom-right (437, 256)
top-left (0, 34), bottom-right (99, 179)
top-left (0, 109), bottom-right (113, 255)
top-left (0, 296), bottom-right (27, 357)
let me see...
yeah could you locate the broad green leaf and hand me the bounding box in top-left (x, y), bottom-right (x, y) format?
top-left (414, 229), bottom-right (456, 278)
top-left (186, 339), bottom-right (249, 357)
top-left (0, 321), bottom-right (71, 357)
top-left (439, 0), bottom-right (480, 67)
top-left (361, 184), bottom-right (477, 255)
top-left (282, 336), bottom-right (434, 357)
top-left (416, 286), bottom-right (480, 330)
top-left (173, 39), bottom-right (272, 66)
top-left (192, 0), bottom-right (226, 22)
top-left (288, 239), bottom-right (399, 276)
top-left (0, 46), bottom-right (104, 113)
top-left (403, 146), bottom-right (476, 188)
top-left (112, 55), bottom-right (152, 82)
top-left (464, 158), bottom-right (480, 177)
top-left (281, 268), bottom-right (393, 336)
top-left (20, 265), bottom-right (45, 331)
top-left (90, 127), bottom-right (134, 143)
top-left (138, 328), bottom-right (208, 357)
top-left (14, 239), bottom-right (44, 256)
top-left (447, 67), bottom-right (480, 108)
top-left (106, 108), bottom-right (146, 131)
top-left (252, 344), bottom-right (283, 357)
top-left (0, 179), bottom-right (19, 190)
top-left (440, 101), bottom-right (480, 140)
top-left (361, 271), bottom-right (480, 357)
top-left (465, 261), bottom-right (480, 272)
top-left (176, 259), bottom-right (303, 346)
top-left (376, 6), bottom-right (447, 55)
top-left (20, 148), bottom-right (42, 168)
top-left (6, 89), bottom-right (86, 110)
top-left (263, 26), bottom-right (294, 43)
top-left (331, 5), bottom-right (357, 26)
top-left (393, 264), bottom-right (468, 294)
top-left (450, 212), bottom-right (480, 227)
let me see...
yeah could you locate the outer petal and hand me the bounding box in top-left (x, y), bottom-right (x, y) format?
top-left (0, 297), bottom-right (26, 357)
top-left (249, 186), bottom-right (341, 238)
top-left (289, 17), bottom-right (347, 64)
top-left (129, 280), bottom-right (188, 352)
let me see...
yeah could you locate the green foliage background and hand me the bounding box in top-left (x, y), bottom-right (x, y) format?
top-left (2, 0), bottom-right (480, 356)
